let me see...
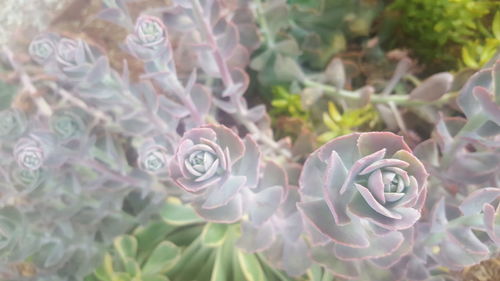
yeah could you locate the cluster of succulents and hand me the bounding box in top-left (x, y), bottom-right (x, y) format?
top-left (0, 0), bottom-right (499, 281)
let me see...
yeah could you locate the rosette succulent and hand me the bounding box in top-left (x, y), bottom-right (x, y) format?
top-left (0, 109), bottom-right (27, 140)
top-left (126, 15), bottom-right (169, 61)
top-left (169, 124), bottom-right (260, 223)
top-left (298, 132), bottom-right (428, 279)
top-left (55, 38), bottom-right (97, 80)
top-left (14, 138), bottom-right (45, 171)
top-left (50, 109), bottom-right (86, 142)
top-left (28, 33), bottom-right (57, 65)
top-left (9, 165), bottom-right (44, 194)
top-left (140, 146), bottom-right (168, 173)
top-left (137, 139), bottom-right (172, 179)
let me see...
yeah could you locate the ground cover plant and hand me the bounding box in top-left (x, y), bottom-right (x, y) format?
top-left (0, 0), bottom-right (499, 280)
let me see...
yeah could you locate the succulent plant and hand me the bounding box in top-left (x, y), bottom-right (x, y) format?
top-left (170, 124), bottom-right (261, 223)
top-left (298, 132), bottom-right (428, 279)
top-left (28, 33), bottom-right (57, 65)
top-left (0, 109), bottom-right (27, 140)
top-left (14, 138), bottom-right (45, 171)
top-left (126, 15), bottom-right (170, 62)
top-left (2, 0), bottom-right (500, 280)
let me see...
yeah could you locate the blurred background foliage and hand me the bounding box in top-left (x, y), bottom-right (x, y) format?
top-left (258, 0), bottom-right (500, 144)
top-left (382, 0), bottom-right (500, 71)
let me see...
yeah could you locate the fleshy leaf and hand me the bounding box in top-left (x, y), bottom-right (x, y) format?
top-left (409, 72), bottom-right (453, 102)
top-left (298, 200), bottom-right (369, 248)
top-left (142, 241), bottom-right (180, 275)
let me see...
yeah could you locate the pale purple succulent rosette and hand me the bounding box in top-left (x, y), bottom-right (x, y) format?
top-left (126, 15), bottom-right (170, 61)
top-left (298, 132), bottom-right (428, 279)
top-left (54, 38), bottom-right (101, 81)
top-left (169, 124), bottom-right (259, 223)
top-left (0, 109), bottom-right (27, 141)
top-left (14, 138), bottom-right (45, 171)
top-left (28, 33), bottom-right (57, 65)
top-left (137, 137), bottom-right (174, 181)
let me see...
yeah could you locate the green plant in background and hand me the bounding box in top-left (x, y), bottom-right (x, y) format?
top-left (250, 0), bottom-right (385, 89)
top-left (461, 11), bottom-right (500, 68)
top-left (386, 0), bottom-right (498, 69)
top-left (317, 101), bottom-right (379, 144)
top-left (270, 86), bottom-right (309, 120)
top-left (88, 199), bottom-right (298, 281)
top-left (90, 235), bottom-right (179, 281)
top-left (288, 0), bottom-right (385, 69)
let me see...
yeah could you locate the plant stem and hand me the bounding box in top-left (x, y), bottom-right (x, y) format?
top-left (83, 159), bottom-right (142, 186)
top-left (3, 46), bottom-right (53, 116)
top-left (303, 78), bottom-right (458, 107)
top-left (56, 86), bottom-right (114, 125)
top-left (189, 0), bottom-right (291, 159)
top-left (253, 0), bottom-right (276, 48)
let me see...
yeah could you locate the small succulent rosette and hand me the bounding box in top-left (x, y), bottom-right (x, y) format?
top-left (13, 133), bottom-right (62, 172)
top-left (0, 109), bottom-right (27, 141)
top-left (137, 137), bottom-right (174, 180)
top-left (55, 37), bottom-right (102, 82)
top-left (14, 138), bottom-right (45, 171)
top-left (7, 163), bottom-right (46, 195)
top-left (169, 124), bottom-right (259, 223)
top-left (28, 32), bottom-right (59, 66)
top-left (298, 132), bottom-right (428, 279)
top-left (49, 107), bottom-right (89, 145)
top-left (126, 15), bottom-right (171, 62)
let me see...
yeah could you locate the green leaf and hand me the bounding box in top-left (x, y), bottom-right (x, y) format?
top-left (202, 223), bottom-right (229, 247)
top-left (134, 221), bottom-right (175, 263)
top-left (461, 45), bottom-right (479, 68)
top-left (160, 198), bottom-right (203, 225)
top-left (231, 246), bottom-right (245, 281)
top-left (114, 236), bottom-right (138, 265)
top-left (317, 131), bottom-right (337, 144)
top-left (142, 241), bottom-right (180, 275)
top-left (94, 253), bottom-right (115, 281)
top-left (327, 102), bottom-right (342, 122)
top-left (194, 251), bottom-right (217, 281)
top-left (164, 224), bottom-right (203, 247)
top-left (321, 271), bottom-right (334, 281)
top-left (493, 11), bottom-right (500, 40)
top-left (322, 113), bottom-right (339, 131)
top-left (111, 273), bottom-right (132, 281)
top-left (307, 264), bottom-right (323, 281)
top-left (237, 250), bottom-right (265, 281)
top-left (122, 257), bottom-right (140, 278)
top-left (210, 247), bottom-right (227, 281)
top-left (271, 99), bottom-right (288, 108)
top-left (142, 275), bottom-right (170, 281)
top-left (168, 238), bottom-right (213, 280)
